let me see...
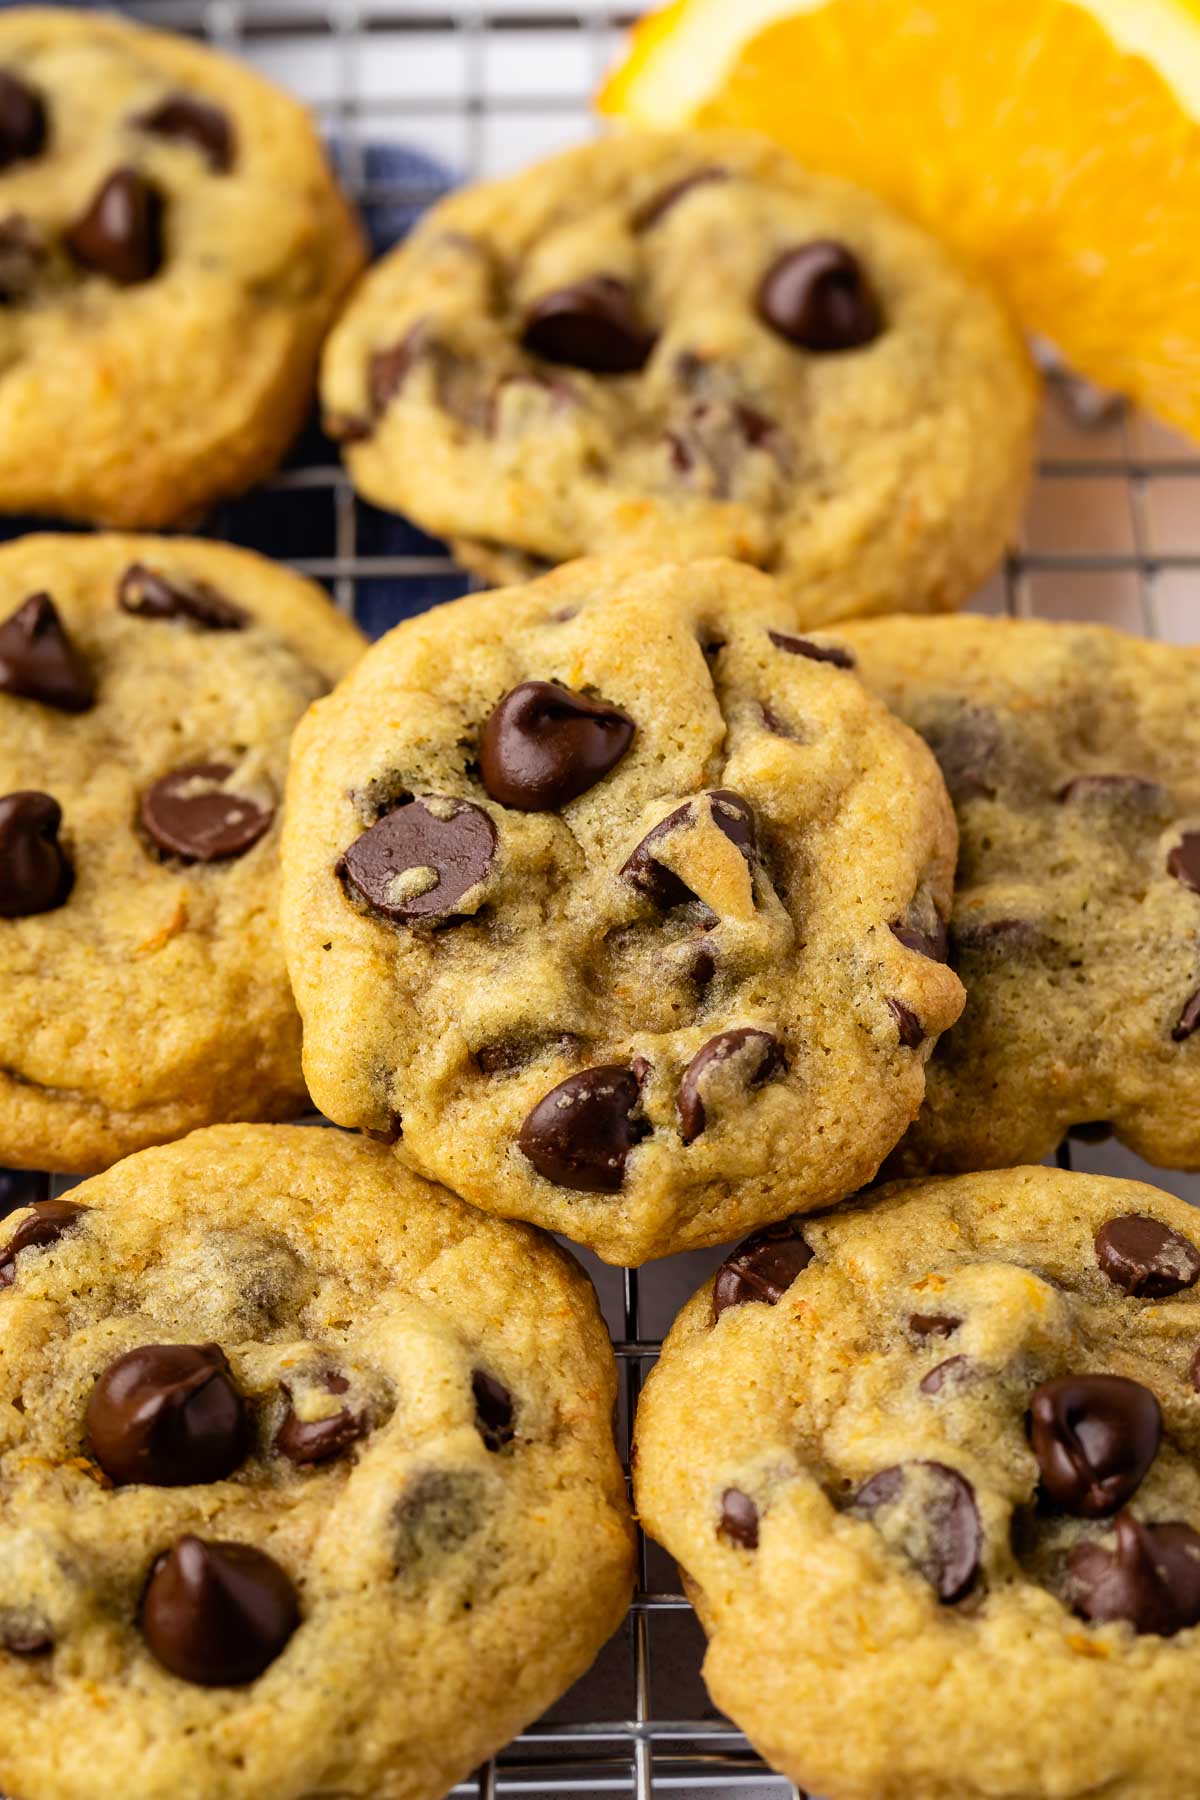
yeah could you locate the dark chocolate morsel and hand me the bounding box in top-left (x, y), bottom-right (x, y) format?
top-left (1174, 989), bottom-right (1200, 1042)
top-left (890, 916), bottom-right (949, 963)
top-left (1095, 1214), bottom-right (1200, 1299)
top-left (767, 629), bottom-right (856, 669)
top-left (1, 1617), bottom-right (53, 1656)
top-left (472, 1369), bottom-right (515, 1451)
top-left (677, 1028), bottom-right (785, 1144)
top-left (86, 1343), bottom-right (249, 1488)
top-left (339, 796), bottom-right (496, 923)
top-left (276, 1373), bottom-right (365, 1467)
top-left (632, 166), bottom-right (730, 231)
top-left (0, 1199), bottom-right (87, 1287)
top-left (1169, 833), bottom-right (1200, 894)
top-left (718, 1487), bottom-right (759, 1549)
top-left (1029, 1374), bottom-right (1161, 1518)
top-left (909, 1313), bottom-right (960, 1339)
top-left (521, 277), bottom-right (656, 375)
top-left (920, 1355), bottom-right (972, 1396)
top-left (0, 72), bottom-right (46, 170)
top-left (136, 94), bottom-right (234, 171)
top-left (712, 1219), bottom-right (813, 1320)
top-left (0, 792), bottom-right (73, 917)
top-left (66, 167), bottom-right (164, 285)
top-left (0, 593), bottom-right (94, 712)
top-left (479, 681), bottom-right (634, 811)
top-left (141, 1536), bottom-right (298, 1685)
top-left (518, 1064), bottom-right (648, 1193)
top-left (141, 763), bottom-right (273, 863)
top-left (118, 564), bottom-right (247, 631)
top-left (887, 998), bottom-right (924, 1048)
top-left (758, 241), bottom-right (882, 352)
top-left (852, 1461), bottom-right (981, 1602)
top-left (622, 789), bottom-right (756, 910)
top-left (1069, 1512), bottom-right (1200, 1637)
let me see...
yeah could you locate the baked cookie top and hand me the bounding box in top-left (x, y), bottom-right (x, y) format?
top-left (831, 613), bottom-right (1200, 1175)
top-left (321, 128), bottom-right (1036, 627)
top-left (635, 1168), bottom-right (1200, 1800)
top-left (0, 8), bottom-right (365, 527)
top-left (0, 532), bottom-right (364, 1174)
top-left (281, 556), bottom-right (963, 1264)
top-left (0, 1125), bottom-right (633, 1800)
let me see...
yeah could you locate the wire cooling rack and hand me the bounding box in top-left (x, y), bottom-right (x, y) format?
top-left (22, 0), bottom-right (1200, 1793)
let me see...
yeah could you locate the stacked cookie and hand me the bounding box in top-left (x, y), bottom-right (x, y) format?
top-left (1, 10), bottom-right (1198, 1800)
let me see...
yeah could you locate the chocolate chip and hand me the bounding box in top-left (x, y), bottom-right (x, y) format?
top-left (920, 1355), bottom-right (971, 1396)
top-left (718, 1487), bottom-right (759, 1549)
top-left (1174, 989), bottom-right (1200, 1042)
top-left (141, 1536), bottom-right (298, 1685)
top-left (632, 166), bottom-right (730, 231)
top-left (141, 764), bottom-right (273, 863)
top-left (1168, 833), bottom-right (1200, 894)
top-left (921, 704), bottom-right (1002, 803)
top-left (910, 1313), bottom-right (960, 1339)
top-left (394, 1469), bottom-right (483, 1567)
top-left (852, 1461), bottom-right (981, 1602)
top-left (887, 999), bottom-right (924, 1047)
top-left (0, 73), bottom-right (46, 171)
top-left (0, 1199), bottom-right (87, 1287)
top-left (118, 564), bottom-right (247, 632)
top-left (1095, 1214), bottom-right (1200, 1299)
top-left (276, 1374), bottom-right (365, 1467)
top-left (712, 1219), bottom-right (813, 1320)
top-left (950, 917), bottom-right (1043, 958)
top-left (66, 168), bottom-right (164, 286)
top-left (0, 215), bottom-right (45, 304)
top-left (368, 324), bottom-right (426, 413)
top-left (1069, 1512), bottom-right (1200, 1637)
top-left (666, 398), bottom-right (790, 495)
top-left (1029, 1374), bottom-right (1161, 1518)
top-left (518, 1064), bottom-right (648, 1192)
top-left (677, 1028), bottom-right (785, 1144)
top-left (339, 796), bottom-right (496, 923)
top-left (522, 277), bottom-right (655, 375)
top-left (479, 681), bottom-right (634, 811)
top-left (472, 1369), bottom-right (515, 1451)
top-left (1, 1619), bottom-right (52, 1657)
top-left (0, 594), bottom-right (94, 712)
top-left (758, 241), bottom-right (882, 352)
top-left (622, 790), bottom-right (756, 911)
top-left (767, 629), bottom-right (856, 669)
top-left (689, 944), bottom-right (716, 991)
top-left (0, 792), bottom-right (73, 918)
top-left (86, 1343), bottom-right (249, 1488)
top-left (136, 94), bottom-right (234, 171)
top-left (1057, 773), bottom-right (1167, 809)
top-left (890, 916), bottom-right (949, 963)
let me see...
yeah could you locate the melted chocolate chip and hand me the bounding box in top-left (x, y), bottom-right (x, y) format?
top-left (0, 73), bottom-right (46, 171)
top-left (632, 166), bottom-right (730, 231)
top-left (1069, 1512), bottom-right (1200, 1637)
top-left (718, 1487), bottom-right (759, 1549)
top-left (86, 1344), bottom-right (249, 1488)
top-left (1029, 1374), bottom-right (1161, 1518)
top-left (368, 325), bottom-right (426, 413)
top-left (950, 917), bottom-right (1043, 958)
top-left (767, 629), bottom-right (856, 670)
top-left (522, 277), bottom-right (655, 375)
top-left (0, 1199), bottom-right (87, 1287)
top-left (2, 1618), bottom-right (52, 1657)
top-left (339, 796), bottom-right (496, 923)
top-left (758, 242), bottom-right (882, 352)
top-left (921, 704), bottom-right (1003, 803)
top-left (136, 94), bottom-right (234, 171)
top-left (890, 916), bottom-right (949, 963)
top-left (479, 682), bottom-right (634, 811)
top-left (394, 1469), bottom-right (483, 1567)
top-left (0, 594), bottom-right (93, 712)
top-left (141, 1536), bottom-right (298, 1685)
top-left (118, 564), bottom-right (247, 631)
top-left (1057, 773), bottom-right (1167, 809)
top-left (472, 1369), bottom-right (515, 1451)
top-left (712, 1219), bottom-right (813, 1320)
top-left (666, 398), bottom-right (789, 494)
top-left (66, 168), bottom-right (164, 286)
top-left (677, 1028), bottom-right (785, 1144)
top-left (1095, 1214), bottom-right (1200, 1299)
top-left (0, 214), bottom-right (45, 303)
top-left (518, 1064), bottom-right (648, 1192)
top-left (852, 1461), bottom-right (981, 1602)
top-left (887, 998), bottom-right (924, 1048)
top-left (920, 1355), bottom-right (972, 1396)
top-left (909, 1313), bottom-right (960, 1339)
top-left (1174, 989), bottom-right (1200, 1042)
top-left (622, 790), bottom-right (757, 911)
top-left (141, 764), bottom-right (273, 863)
top-left (1168, 833), bottom-right (1200, 894)
top-left (0, 792), bottom-right (73, 918)
top-left (276, 1374), bottom-right (365, 1467)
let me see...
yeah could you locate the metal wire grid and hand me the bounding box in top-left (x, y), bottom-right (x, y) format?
top-left (69, 0), bottom-right (1200, 1792)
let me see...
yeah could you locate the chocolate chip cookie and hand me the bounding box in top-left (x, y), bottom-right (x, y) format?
top-left (281, 555), bottom-right (963, 1264)
top-left (635, 1166), bottom-right (1200, 1800)
top-left (321, 128), bottom-right (1036, 626)
top-left (0, 532), bottom-right (364, 1173)
top-left (825, 613), bottom-right (1200, 1174)
top-left (0, 8), bottom-right (364, 526)
top-left (0, 1124), bottom-right (633, 1800)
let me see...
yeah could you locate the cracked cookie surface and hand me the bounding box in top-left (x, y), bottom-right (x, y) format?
top-left (321, 128), bottom-right (1036, 626)
top-left (832, 614), bottom-right (1200, 1174)
top-left (0, 532), bottom-right (364, 1173)
top-left (0, 1124), bottom-right (633, 1800)
top-left (281, 556), bottom-right (963, 1264)
top-left (634, 1167), bottom-right (1200, 1800)
top-left (0, 8), bottom-right (364, 526)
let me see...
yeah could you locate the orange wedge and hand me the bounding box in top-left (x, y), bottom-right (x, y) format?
top-left (601, 0), bottom-right (1200, 441)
